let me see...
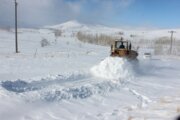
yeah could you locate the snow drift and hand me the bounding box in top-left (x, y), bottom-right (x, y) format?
top-left (90, 57), bottom-right (134, 80)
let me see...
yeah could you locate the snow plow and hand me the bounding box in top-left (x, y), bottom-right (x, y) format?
top-left (110, 38), bottom-right (138, 60)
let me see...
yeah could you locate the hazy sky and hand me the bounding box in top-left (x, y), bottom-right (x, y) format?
top-left (0, 0), bottom-right (180, 28)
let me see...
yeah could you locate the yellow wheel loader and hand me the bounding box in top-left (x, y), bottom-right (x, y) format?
top-left (110, 38), bottom-right (138, 60)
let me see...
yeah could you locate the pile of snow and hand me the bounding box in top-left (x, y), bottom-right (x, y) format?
top-left (90, 57), bottom-right (134, 80)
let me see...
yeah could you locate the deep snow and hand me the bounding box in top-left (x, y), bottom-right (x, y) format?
top-left (0, 21), bottom-right (180, 120)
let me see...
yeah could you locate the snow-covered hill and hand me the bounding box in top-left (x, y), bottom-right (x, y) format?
top-left (0, 21), bottom-right (180, 120)
top-left (46, 20), bottom-right (121, 37)
top-left (46, 20), bottom-right (180, 40)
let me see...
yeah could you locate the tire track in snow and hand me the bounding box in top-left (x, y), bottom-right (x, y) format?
top-left (93, 86), bottom-right (153, 120)
top-left (124, 87), bottom-right (152, 108)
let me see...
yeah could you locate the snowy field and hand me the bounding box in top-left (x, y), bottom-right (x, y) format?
top-left (0, 21), bottom-right (180, 120)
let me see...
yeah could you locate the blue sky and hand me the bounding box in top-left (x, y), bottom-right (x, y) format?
top-left (0, 0), bottom-right (180, 28)
top-left (112, 0), bottom-right (180, 28)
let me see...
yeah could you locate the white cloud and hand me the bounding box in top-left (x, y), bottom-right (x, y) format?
top-left (0, 0), bottom-right (135, 27)
top-left (67, 2), bottom-right (81, 15)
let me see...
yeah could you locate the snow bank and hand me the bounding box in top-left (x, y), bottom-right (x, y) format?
top-left (90, 57), bottom-right (134, 80)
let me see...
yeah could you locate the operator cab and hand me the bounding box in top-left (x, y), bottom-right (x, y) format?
top-left (114, 39), bottom-right (131, 50)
